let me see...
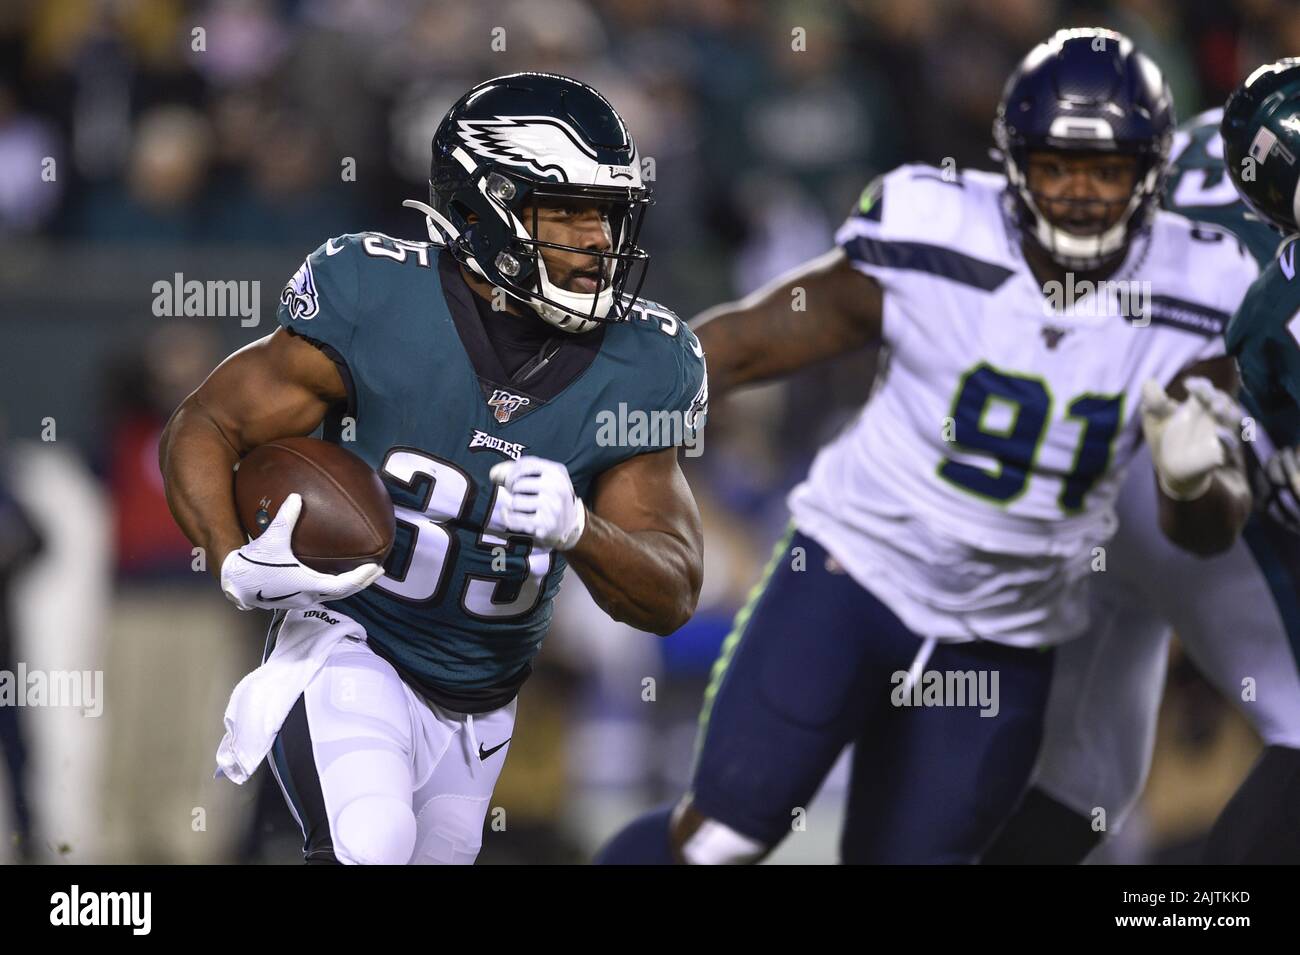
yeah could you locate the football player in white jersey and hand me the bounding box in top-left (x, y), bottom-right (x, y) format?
top-left (985, 77), bottom-right (1300, 866)
top-left (596, 28), bottom-right (1258, 864)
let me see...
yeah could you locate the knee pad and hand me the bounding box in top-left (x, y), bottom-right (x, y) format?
top-left (334, 794), bottom-right (417, 865)
top-left (412, 795), bottom-right (488, 865)
top-left (674, 805), bottom-right (768, 865)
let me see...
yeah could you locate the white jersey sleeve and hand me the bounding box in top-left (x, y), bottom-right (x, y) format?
top-left (835, 164), bottom-right (1016, 350)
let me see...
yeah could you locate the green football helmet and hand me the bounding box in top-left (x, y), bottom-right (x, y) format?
top-left (1222, 58), bottom-right (1300, 236)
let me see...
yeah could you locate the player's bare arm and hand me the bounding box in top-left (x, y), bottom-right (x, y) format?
top-left (563, 446), bottom-right (703, 636)
top-left (158, 328), bottom-right (347, 577)
top-left (692, 248), bottom-right (883, 397)
top-left (1150, 354), bottom-right (1252, 556)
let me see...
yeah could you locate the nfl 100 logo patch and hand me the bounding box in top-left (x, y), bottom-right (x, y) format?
top-left (487, 388), bottom-right (531, 423)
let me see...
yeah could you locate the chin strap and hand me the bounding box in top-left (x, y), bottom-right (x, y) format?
top-left (1032, 206), bottom-right (1131, 266)
top-left (531, 253), bottom-right (607, 333)
top-left (1015, 183), bottom-right (1138, 269)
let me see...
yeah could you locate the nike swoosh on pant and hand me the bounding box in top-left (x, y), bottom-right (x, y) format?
top-left (478, 739), bottom-right (510, 761)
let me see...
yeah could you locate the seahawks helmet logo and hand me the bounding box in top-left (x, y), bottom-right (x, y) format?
top-left (280, 259), bottom-right (319, 320)
top-left (456, 116), bottom-right (640, 187)
top-left (487, 388), bottom-right (531, 423)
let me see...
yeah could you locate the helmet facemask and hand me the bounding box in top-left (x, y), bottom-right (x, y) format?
top-left (497, 176), bottom-right (651, 332)
top-left (998, 135), bottom-right (1167, 271)
top-left (408, 149), bottom-right (650, 334)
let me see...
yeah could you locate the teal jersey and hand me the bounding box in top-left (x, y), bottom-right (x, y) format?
top-left (1166, 109), bottom-right (1300, 445)
top-left (1225, 237), bottom-right (1300, 446)
top-left (275, 233), bottom-right (707, 711)
top-left (1164, 108), bottom-right (1283, 267)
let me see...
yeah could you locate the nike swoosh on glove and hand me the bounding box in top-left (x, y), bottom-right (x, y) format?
top-left (219, 493), bottom-right (384, 611)
top-left (1140, 377), bottom-right (1242, 501)
top-left (488, 456), bottom-right (586, 551)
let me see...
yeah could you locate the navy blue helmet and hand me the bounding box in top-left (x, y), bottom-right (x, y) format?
top-left (405, 72), bottom-right (651, 333)
top-left (993, 28), bottom-right (1175, 269)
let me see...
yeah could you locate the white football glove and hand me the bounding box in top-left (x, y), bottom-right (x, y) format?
top-left (219, 493), bottom-right (384, 611)
top-left (1140, 377), bottom-right (1243, 501)
top-left (488, 456), bottom-right (586, 551)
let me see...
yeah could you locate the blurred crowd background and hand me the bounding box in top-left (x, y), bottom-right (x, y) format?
top-left (0, 0), bottom-right (1294, 864)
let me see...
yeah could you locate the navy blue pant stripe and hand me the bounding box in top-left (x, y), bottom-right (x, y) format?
top-left (261, 613), bottom-right (337, 862)
top-left (272, 694), bottom-right (338, 863)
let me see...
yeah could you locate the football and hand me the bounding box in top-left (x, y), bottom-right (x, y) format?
top-left (233, 436), bottom-right (396, 575)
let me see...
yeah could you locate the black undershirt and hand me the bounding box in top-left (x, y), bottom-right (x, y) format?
top-left (443, 250), bottom-right (606, 401)
top-left (471, 288), bottom-right (562, 381)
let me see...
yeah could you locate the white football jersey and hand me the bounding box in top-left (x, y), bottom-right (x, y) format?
top-left (788, 164), bottom-right (1259, 647)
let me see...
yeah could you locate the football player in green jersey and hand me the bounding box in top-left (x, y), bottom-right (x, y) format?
top-left (1222, 59), bottom-right (1300, 459)
top-left (160, 73), bottom-right (707, 864)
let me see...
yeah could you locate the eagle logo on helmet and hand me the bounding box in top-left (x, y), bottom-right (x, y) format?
top-left (457, 116), bottom-right (639, 186)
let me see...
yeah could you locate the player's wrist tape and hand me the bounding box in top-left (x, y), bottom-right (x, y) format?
top-left (558, 498), bottom-right (587, 551)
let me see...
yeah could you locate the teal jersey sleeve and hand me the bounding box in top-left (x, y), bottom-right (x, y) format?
top-left (1226, 239), bottom-right (1300, 446)
top-left (275, 234), bottom-right (364, 357)
top-left (667, 316), bottom-right (709, 447)
top-left (619, 297), bottom-right (708, 454)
